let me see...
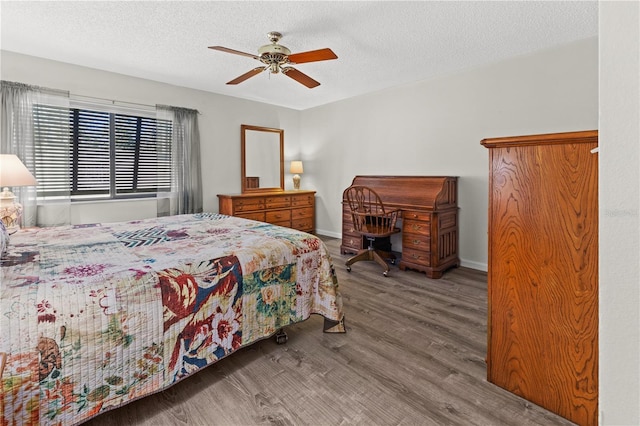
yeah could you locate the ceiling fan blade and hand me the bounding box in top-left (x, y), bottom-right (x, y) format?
top-left (227, 67), bottom-right (266, 85)
top-left (282, 67), bottom-right (321, 88)
top-left (208, 46), bottom-right (259, 60)
top-left (287, 48), bottom-right (338, 64)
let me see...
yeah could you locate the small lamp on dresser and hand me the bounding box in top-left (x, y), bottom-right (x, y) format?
top-left (290, 160), bottom-right (304, 190)
top-left (0, 154), bottom-right (38, 234)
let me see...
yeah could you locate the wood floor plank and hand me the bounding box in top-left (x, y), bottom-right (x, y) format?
top-left (85, 237), bottom-right (575, 426)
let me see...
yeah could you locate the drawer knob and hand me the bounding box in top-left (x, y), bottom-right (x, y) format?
top-left (413, 239), bottom-right (421, 245)
top-left (412, 214), bottom-right (418, 218)
top-left (412, 254), bottom-right (420, 259)
top-left (412, 224), bottom-right (422, 231)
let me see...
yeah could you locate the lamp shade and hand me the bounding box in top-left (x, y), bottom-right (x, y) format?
top-left (0, 155), bottom-right (38, 187)
top-left (290, 161), bottom-right (304, 174)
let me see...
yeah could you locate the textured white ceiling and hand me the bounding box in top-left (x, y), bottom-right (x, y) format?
top-left (0, 1), bottom-right (598, 110)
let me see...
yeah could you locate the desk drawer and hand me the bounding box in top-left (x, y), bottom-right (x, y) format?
top-left (403, 219), bottom-right (430, 236)
top-left (342, 220), bottom-right (358, 234)
top-left (403, 234), bottom-right (430, 251)
top-left (403, 210), bottom-right (431, 222)
top-left (266, 209), bottom-right (291, 223)
top-left (402, 247), bottom-right (431, 267)
top-left (342, 231), bottom-right (362, 251)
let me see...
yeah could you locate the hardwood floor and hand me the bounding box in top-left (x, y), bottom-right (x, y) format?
top-left (85, 237), bottom-right (574, 426)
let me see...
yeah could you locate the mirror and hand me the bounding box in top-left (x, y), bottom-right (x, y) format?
top-left (241, 124), bottom-right (284, 193)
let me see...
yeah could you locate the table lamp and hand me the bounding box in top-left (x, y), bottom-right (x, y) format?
top-left (290, 160), bottom-right (304, 190)
top-left (0, 154), bottom-right (38, 233)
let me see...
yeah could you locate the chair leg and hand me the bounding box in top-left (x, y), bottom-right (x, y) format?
top-left (371, 250), bottom-right (391, 276)
top-left (345, 248), bottom-right (392, 276)
top-left (346, 249), bottom-right (373, 270)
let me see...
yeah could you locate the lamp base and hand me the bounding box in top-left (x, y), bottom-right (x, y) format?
top-left (0, 195), bottom-right (23, 234)
top-left (292, 175), bottom-right (301, 190)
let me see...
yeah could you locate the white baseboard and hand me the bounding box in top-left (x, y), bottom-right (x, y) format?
top-left (317, 230), bottom-right (488, 273)
top-left (316, 229), bottom-right (341, 239)
top-left (459, 259), bottom-right (488, 272)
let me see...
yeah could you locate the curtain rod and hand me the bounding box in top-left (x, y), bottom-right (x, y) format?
top-left (70, 93), bottom-right (156, 110)
top-left (72, 94), bottom-right (200, 114)
top-left (1, 80), bottom-right (68, 96)
top-left (2, 80), bottom-right (199, 114)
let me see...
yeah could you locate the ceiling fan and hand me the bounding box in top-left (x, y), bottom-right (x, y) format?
top-left (208, 31), bottom-right (338, 88)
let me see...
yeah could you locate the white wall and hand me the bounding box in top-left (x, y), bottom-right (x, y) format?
top-left (0, 50), bottom-right (302, 221)
top-left (599, 1), bottom-right (640, 424)
top-left (302, 38), bottom-right (598, 270)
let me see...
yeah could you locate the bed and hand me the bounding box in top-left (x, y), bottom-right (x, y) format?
top-left (0, 213), bottom-right (345, 425)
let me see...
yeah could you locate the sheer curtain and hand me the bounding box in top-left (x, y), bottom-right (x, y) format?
top-left (156, 105), bottom-right (203, 216)
top-left (0, 80), bottom-right (71, 227)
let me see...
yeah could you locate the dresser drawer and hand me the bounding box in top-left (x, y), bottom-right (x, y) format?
top-left (233, 198), bottom-right (265, 212)
top-left (266, 209), bottom-right (291, 223)
top-left (236, 212), bottom-right (265, 222)
top-left (292, 207), bottom-right (313, 220)
top-left (403, 210), bottom-right (431, 222)
top-left (403, 234), bottom-right (430, 251)
top-left (292, 217), bottom-right (314, 232)
top-left (270, 220), bottom-right (292, 228)
top-left (402, 247), bottom-right (431, 267)
top-left (291, 194), bottom-right (314, 207)
top-left (265, 196), bottom-right (291, 209)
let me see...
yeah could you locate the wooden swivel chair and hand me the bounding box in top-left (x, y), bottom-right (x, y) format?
top-left (344, 185), bottom-right (401, 276)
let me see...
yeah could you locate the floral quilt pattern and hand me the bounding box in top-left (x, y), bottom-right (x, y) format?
top-left (0, 213), bottom-right (344, 425)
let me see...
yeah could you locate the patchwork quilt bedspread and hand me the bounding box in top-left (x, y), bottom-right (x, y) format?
top-left (0, 213), bottom-right (344, 425)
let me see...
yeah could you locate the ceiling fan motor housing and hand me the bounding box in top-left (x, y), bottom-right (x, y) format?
top-left (258, 43), bottom-right (291, 73)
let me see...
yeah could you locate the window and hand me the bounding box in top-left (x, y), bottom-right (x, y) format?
top-left (33, 104), bottom-right (172, 200)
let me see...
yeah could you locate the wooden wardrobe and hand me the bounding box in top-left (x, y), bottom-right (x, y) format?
top-left (481, 130), bottom-right (598, 426)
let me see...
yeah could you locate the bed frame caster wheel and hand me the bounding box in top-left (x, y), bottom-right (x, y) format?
top-left (275, 329), bottom-right (288, 344)
top-left (346, 265), bottom-right (351, 272)
top-left (383, 271), bottom-right (388, 277)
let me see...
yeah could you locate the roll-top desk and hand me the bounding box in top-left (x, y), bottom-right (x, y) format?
top-left (218, 190), bottom-right (315, 233)
top-left (341, 176), bottom-right (459, 279)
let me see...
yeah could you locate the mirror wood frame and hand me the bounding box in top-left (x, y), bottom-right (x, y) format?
top-left (241, 124), bottom-right (285, 193)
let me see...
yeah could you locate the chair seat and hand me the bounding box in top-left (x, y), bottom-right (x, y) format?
top-left (360, 226), bottom-right (401, 239)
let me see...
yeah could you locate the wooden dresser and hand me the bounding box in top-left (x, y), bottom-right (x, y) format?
top-left (218, 190), bottom-right (315, 233)
top-left (482, 130), bottom-right (598, 426)
top-left (341, 176), bottom-right (459, 279)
